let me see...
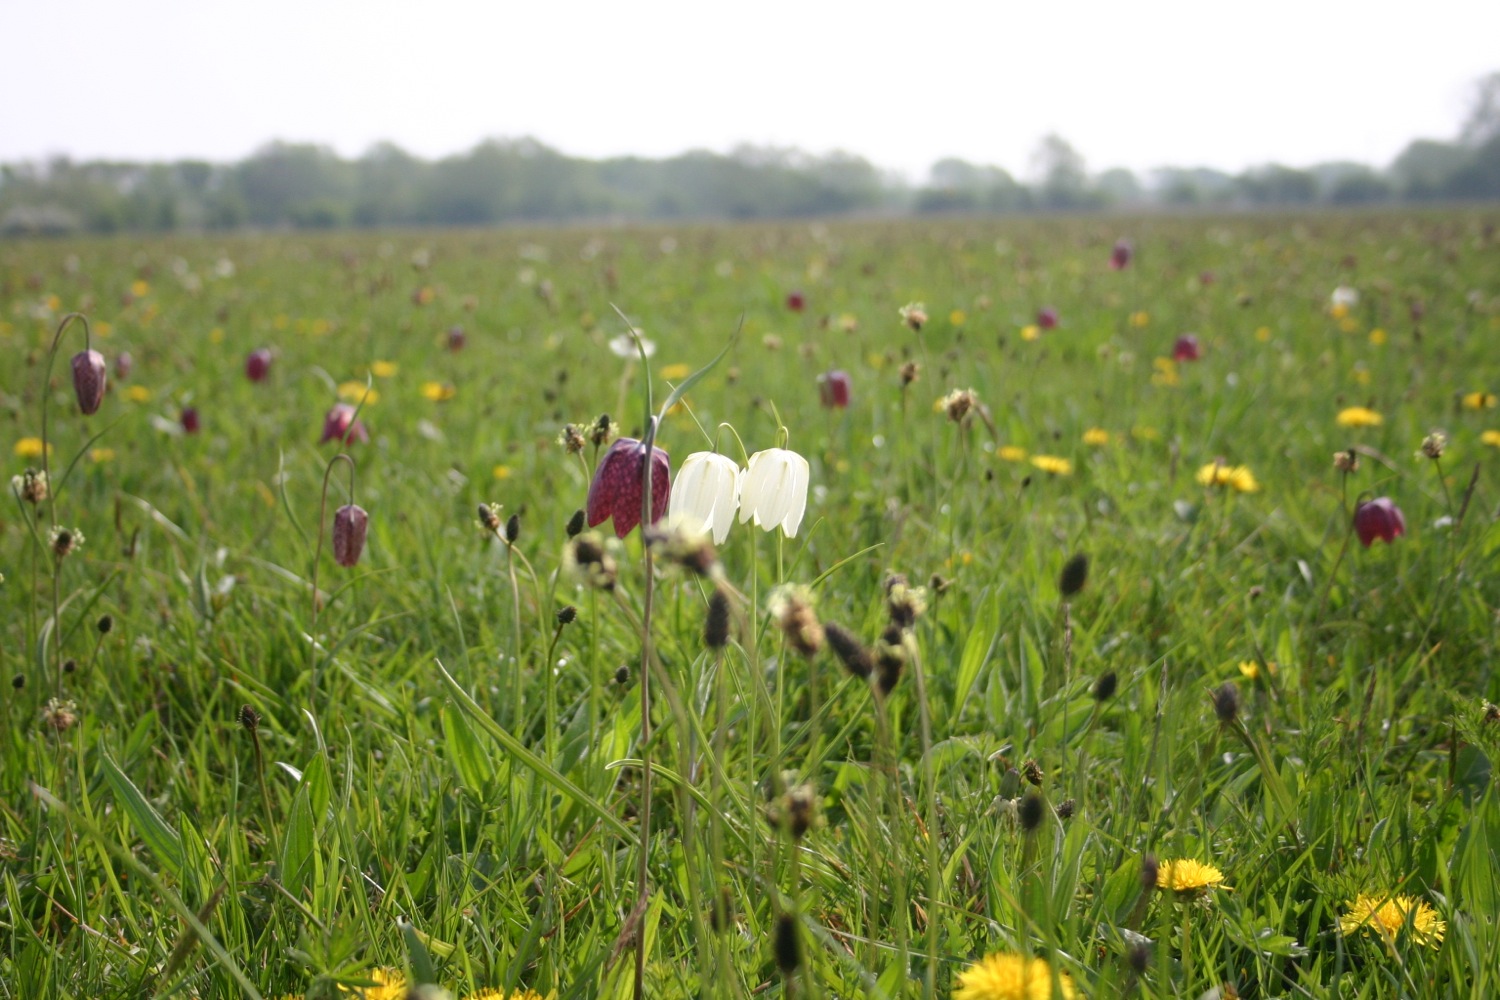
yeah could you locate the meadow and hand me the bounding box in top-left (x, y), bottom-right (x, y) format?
top-left (2, 210), bottom-right (1499, 1000)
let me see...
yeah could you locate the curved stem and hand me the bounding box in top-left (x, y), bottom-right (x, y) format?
top-left (634, 415), bottom-right (659, 1000)
top-left (310, 452), bottom-right (355, 717)
top-left (39, 313), bottom-right (93, 691)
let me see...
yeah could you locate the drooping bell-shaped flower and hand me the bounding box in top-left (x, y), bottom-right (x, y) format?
top-left (1037, 307), bottom-right (1059, 330)
top-left (319, 403), bottom-right (368, 445)
top-left (1172, 334), bottom-right (1202, 361)
top-left (246, 348), bottom-right (272, 382)
top-left (71, 349), bottom-right (107, 415)
top-left (1353, 497), bottom-right (1405, 547)
top-left (739, 448), bottom-right (810, 537)
top-left (332, 503), bottom-right (369, 566)
top-left (669, 452), bottom-right (742, 544)
top-left (114, 351), bottom-right (134, 380)
top-left (586, 437), bottom-right (670, 538)
top-left (818, 370), bottom-right (851, 409)
top-left (786, 290), bottom-right (806, 312)
top-left (180, 406), bottom-right (200, 434)
top-left (1109, 239), bottom-right (1132, 270)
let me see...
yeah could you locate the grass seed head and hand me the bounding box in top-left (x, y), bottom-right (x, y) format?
top-left (773, 914), bottom-right (801, 974)
top-left (824, 622), bottom-right (873, 679)
top-left (704, 588), bottom-right (732, 649)
top-left (1059, 552), bottom-right (1089, 597)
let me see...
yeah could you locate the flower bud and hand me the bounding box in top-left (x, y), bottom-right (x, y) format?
top-left (332, 504), bottom-right (369, 567)
top-left (71, 349), bottom-right (107, 415)
top-left (180, 407), bottom-right (200, 434)
top-left (1353, 497), bottom-right (1405, 547)
top-left (245, 348), bottom-right (272, 383)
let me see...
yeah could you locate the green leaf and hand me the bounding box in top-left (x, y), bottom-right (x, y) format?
top-left (953, 588), bottom-right (998, 718)
top-left (101, 751), bottom-right (184, 880)
top-left (442, 704), bottom-right (496, 796)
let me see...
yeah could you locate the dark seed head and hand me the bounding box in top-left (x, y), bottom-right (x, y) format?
top-left (477, 504), bottom-right (501, 532)
top-left (96, 614), bottom-right (113, 634)
top-left (556, 605), bottom-right (578, 626)
top-left (1211, 681), bottom-right (1240, 724)
top-left (62, 658), bottom-right (76, 674)
top-left (824, 622), bottom-right (873, 679)
top-left (11, 674), bottom-right (24, 690)
top-left (505, 513), bottom-right (521, 544)
top-left (1128, 941), bottom-right (1151, 974)
top-left (1093, 670), bottom-right (1117, 701)
top-left (1059, 552), bottom-right (1089, 597)
top-left (704, 589), bottom-right (731, 649)
top-left (1140, 854), bottom-right (1159, 891)
top-left (1056, 798), bottom-right (1075, 820)
top-left (614, 665), bottom-right (630, 685)
top-left (1018, 791), bottom-right (1046, 833)
top-left (238, 704), bottom-right (260, 733)
top-left (773, 914), bottom-right (801, 975)
top-left (1022, 758), bottom-right (1044, 787)
top-left (565, 508), bottom-right (586, 538)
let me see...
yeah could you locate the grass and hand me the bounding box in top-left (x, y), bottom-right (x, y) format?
top-left (2, 210), bottom-right (1499, 999)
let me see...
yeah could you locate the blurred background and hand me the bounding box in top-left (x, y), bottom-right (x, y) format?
top-left (3, 0), bottom-right (1499, 235)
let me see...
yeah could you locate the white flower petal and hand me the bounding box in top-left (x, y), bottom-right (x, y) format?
top-left (779, 451), bottom-right (810, 537)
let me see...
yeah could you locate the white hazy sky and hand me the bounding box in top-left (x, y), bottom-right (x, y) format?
top-left (4, 0), bottom-right (1497, 181)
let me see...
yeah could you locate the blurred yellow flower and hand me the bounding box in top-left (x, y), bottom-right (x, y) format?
top-left (421, 381), bottom-right (457, 401)
top-left (125, 385), bottom-right (152, 403)
top-left (465, 989), bottom-right (547, 1000)
top-left (1352, 367), bottom-right (1371, 386)
top-left (1462, 391), bottom-right (1497, 410)
top-left (1330, 302), bottom-right (1350, 320)
top-left (493, 464), bottom-right (513, 480)
top-left (997, 445), bottom-right (1028, 462)
top-left (1237, 660), bottom-right (1276, 681)
top-left (130, 279), bottom-right (150, 298)
top-left (1369, 328), bottom-right (1387, 345)
top-left (1030, 455), bottom-right (1073, 476)
top-left (89, 448), bottom-right (116, 463)
top-left (273, 314), bottom-right (289, 330)
top-left (1132, 426), bottom-right (1160, 441)
top-left (95, 321), bottom-right (113, 337)
top-left (837, 313), bottom-right (859, 333)
top-left (1157, 858), bottom-right (1226, 895)
top-left (14, 437), bottom-right (50, 458)
top-left (949, 309), bottom-right (967, 326)
top-left (1151, 357), bottom-right (1180, 387)
top-left (370, 360), bottom-right (398, 378)
top-left (1254, 326), bottom-right (1272, 342)
top-left (1129, 310), bottom-right (1150, 328)
top-left (338, 382), bottom-right (379, 405)
top-left (1336, 406), bottom-right (1383, 427)
top-left (953, 952), bottom-right (1076, 1000)
top-left (1339, 316), bottom-right (1360, 334)
top-left (1020, 324), bottom-right (1040, 342)
top-left (1082, 428), bottom-right (1110, 447)
top-left (346, 969), bottom-right (407, 1000)
top-left (659, 363), bottom-right (691, 380)
top-left (311, 318), bottom-right (332, 336)
top-left (44, 293), bottom-right (61, 312)
top-left (1340, 893), bottom-right (1445, 950)
top-left (1481, 430), bottom-right (1500, 448)
top-left (1197, 462), bottom-right (1259, 493)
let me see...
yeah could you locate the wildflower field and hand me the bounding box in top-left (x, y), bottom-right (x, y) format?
top-left (3, 212), bottom-right (1500, 999)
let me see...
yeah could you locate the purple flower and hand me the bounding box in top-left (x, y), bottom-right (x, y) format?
top-left (71, 349), bottom-right (107, 415)
top-left (786, 291), bottom-right (806, 312)
top-left (1109, 239), bottom-right (1132, 270)
top-left (447, 325), bottom-right (466, 352)
top-left (586, 437), bottom-right (670, 538)
top-left (114, 352), bottom-right (133, 380)
top-left (818, 369), bottom-right (851, 409)
top-left (181, 406), bottom-right (200, 434)
top-left (1173, 334), bottom-right (1202, 362)
top-left (1354, 497), bottom-right (1405, 547)
top-left (1037, 307), bottom-right (1059, 330)
top-left (246, 348), bottom-right (272, 382)
top-left (333, 503), bottom-right (368, 566)
top-left (319, 403), bottom-right (368, 446)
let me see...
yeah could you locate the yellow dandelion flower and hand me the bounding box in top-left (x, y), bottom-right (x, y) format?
top-left (1132, 426), bottom-right (1160, 441)
top-left (1369, 328), bottom-right (1387, 345)
top-left (370, 360), bottom-right (398, 378)
top-left (95, 321), bottom-right (113, 337)
top-left (659, 363), bottom-right (691, 380)
top-left (1129, 310), bottom-right (1150, 328)
top-left (1330, 302), bottom-right (1350, 320)
top-left (1020, 324), bottom-right (1041, 342)
top-left (44, 293), bottom-right (61, 312)
top-left (1481, 430), bottom-right (1500, 448)
top-left (421, 381), bottom-right (457, 402)
top-left (123, 385), bottom-right (151, 403)
top-left (1157, 858), bottom-right (1227, 895)
top-left (130, 279), bottom-right (150, 298)
top-left (1339, 316), bottom-right (1360, 334)
top-left (949, 309), bottom-right (967, 326)
top-left (1336, 406), bottom-right (1383, 428)
top-left (1150, 357), bottom-right (1180, 387)
top-left (273, 314), bottom-right (289, 330)
top-left (209, 327), bottom-right (224, 344)
top-left (1339, 893), bottom-right (1445, 949)
top-left (953, 952), bottom-right (1076, 1000)
top-left (1352, 368), bottom-right (1371, 386)
top-left (1196, 462), bottom-right (1259, 493)
top-left (464, 990), bottom-right (547, 1000)
top-left (1255, 325), bottom-right (1272, 342)
top-left (343, 968), bottom-right (407, 999)
top-left (1030, 455), bottom-right (1073, 476)
top-left (1237, 660), bottom-right (1276, 681)
top-left (1462, 391), bottom-right (1497, 410)
top-left (493, 464), bottom-right (513, 480)
top-left (338, 382), bottom-right (379, 405)
top-left (89, 447), bottom-right (116, 463)
top-left (311, 318), bottom-right (332, 336)
top-left (997, 445), bottom-right (1028, 462)
top-left (1082, 428), bottom-right (1110, 447)
top-left (14, 437), bottom-right (51, 458)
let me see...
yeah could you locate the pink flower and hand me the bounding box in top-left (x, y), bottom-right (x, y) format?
top-left (1354, 497), bottom-right (1405, 547)
top-left (114, 352), bottom-right (133, 380)
top-left (586, 437), bottom-right (670, 538)
top-left (447, 325), bottom-right (466, 352)
top-left (333, 503), bottom-right (369, 566)
top-left (786, 291), bottom-right (806, 312)
top-left (246, 348), bottom-right (272, 382)
top-left (180, 406), bottom-right (200, 434)
top-left (71, 349), bottom-right (107, 415)
top-left (1173, 334), bottom-right (1202, 362)
top-left (319, 403), bottom-right (368, 446)
top-left (818, 369), bottom-right (851, 408)
top-left (1109, 239), bottom-right (1132, 270)
top-left (1037, 307), bottom-right (1059, 330)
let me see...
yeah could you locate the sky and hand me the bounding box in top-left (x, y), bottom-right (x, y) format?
top-left (4, 0), bottom-right (1497, 182)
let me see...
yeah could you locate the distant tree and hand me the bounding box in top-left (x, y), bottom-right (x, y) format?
top-left (1325, 167), bottom-right (1393, 205)
top-left (1460, 70), bottom-right (1500, 148)
top-left (1095, 167), bottom-right (1142, 204)
top-left (1031, 134), bottom-right (1095, 209)
top-left (1389, 139), bottom-right (1472, 199)
top-left (1238, 164), bottom-right (1318, 205)
top-left (1443, 133), bottom-right (1500, 199)
top-left (234, 142), bottom-right (352, 227)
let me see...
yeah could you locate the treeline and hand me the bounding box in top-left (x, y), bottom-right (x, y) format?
top-left (3, 125), bottom-right (1499, 236)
